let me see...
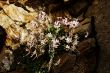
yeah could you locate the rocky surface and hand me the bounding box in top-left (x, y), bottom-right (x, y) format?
top-left (48, 0), bottom-right (110, 72)
top-left (86, 0), bottom-right (110, 73)
top-left (0, 0), bottom-right (110, 73)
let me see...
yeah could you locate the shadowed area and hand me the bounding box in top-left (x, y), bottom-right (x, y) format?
top-left (0, 26), bottom-right (7, 52)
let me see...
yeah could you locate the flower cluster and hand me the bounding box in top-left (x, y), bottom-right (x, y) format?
top-left (45, 17), bottom-right (79, 53)
top-left (1, 6), bottom-right (80, 72)
top-left (44, 16), bottom-right (80, 71)
top-left (22, 11), bottom-right (80, 71)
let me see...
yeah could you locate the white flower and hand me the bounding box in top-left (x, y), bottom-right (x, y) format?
top-left (69, 19), bottom-right (79, 28)
top-left (38, 11), bottom-right (46, 21)
top-left (47, 33), bottom-right (53, 38)
top-left (74, 34), bottom-right (78, 39)
top-left (52, 38), bottom-right (60, 48)
top-left (65, 45), bottom-right (70, 49)
top-left (52, 38), bottom-right (60, 44)
top-left (85, 32), bottom-right (89, 38)
top-left (40, 49), bottom-right (45, 53)
top-left (52, 44), bottom-right (59, 48)
top-left (41, 40), bottom-right (46, 45)
top-left (54, 21), bottom-right (61, 28)
top-left (65, 37), bottom-right (72, 43)
top-left (62, 18), bottom-right (68, 25)
top-left (65, 45), bottom-right (71, 51)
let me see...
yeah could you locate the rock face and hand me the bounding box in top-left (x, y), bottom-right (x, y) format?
top-left (86, 0), bottom-right (110, 73)
top-left (0, 3), bottom-right (98, 73)
top-left (1, 0), bottom-right (109, 73)
top-left (96, 1), bottom-right (110, 73)
top-left (54, 0), bottom-right (110, 72)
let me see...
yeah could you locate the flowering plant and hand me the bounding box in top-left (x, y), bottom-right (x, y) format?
top-left (22, 11), bottom-right (80, 72)
top-left (0, 5), bottom-right (87, 73)
top-left (40, 16), bottom-right (80, 71)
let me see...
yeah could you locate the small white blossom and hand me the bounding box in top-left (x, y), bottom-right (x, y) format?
top-left (47, 33), bottom-right (53, 38)
top-left (54, 21), bottom-right (61, 28)
top-left (41, 40), bottom-right (46, 45)
top-left (52, 38), bottom-right (60, 48)
top-left (54, 21), bottom-right (60, 25)
top-left (40, 49), bottom-right (45, 53)
top-left (74, 34), bottom-right (78, 39)
top-left (52, 38), bottom-right (60, 44)
top-left (65, 37), bottom-right (72, 43)
top-left (69, 19), bottom-right (79, 28)
top-left (85, 32), bottom-right (89, 38)
top-left (65, 45), bottom-right (70, 49)
top-left (38, 11), bottom-right (46, 21)
top-left (62, 18), bottom-right (68, 25)
top-left (52, 44), bottom-right (59, 48)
